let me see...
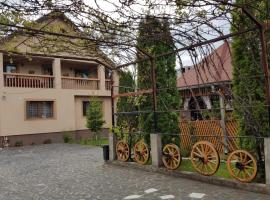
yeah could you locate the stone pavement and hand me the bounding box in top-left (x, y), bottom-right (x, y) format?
top-left (0, 144), bottom-right (269, 200)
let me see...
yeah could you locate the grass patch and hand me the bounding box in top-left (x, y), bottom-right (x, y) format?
top-left (179, 159), bottom-right (232, 179)
top-left (70, 138), bottom-right (109, 146)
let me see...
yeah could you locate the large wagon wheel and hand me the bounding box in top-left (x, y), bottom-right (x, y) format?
top-left (162, 144), bottom-right (181, 170)
top-left (190, 141), bottom-right (220, 176)
top-left (116, 140), bottom-right (130, 162)
top-left (227, 150), bottom-right (257, 182)
top-left (133, 141), bottom-right (149, 165)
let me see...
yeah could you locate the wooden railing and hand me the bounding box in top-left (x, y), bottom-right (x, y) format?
top-left (61, 77), bottom-right (99, 90)
top-left (105, 79), bottom-right (111, 90)
top-left (3, 73), bottom-right (54, 88)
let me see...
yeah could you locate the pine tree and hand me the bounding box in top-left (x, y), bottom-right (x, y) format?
top-left (137, 16), bottom-right (180, 144)
top-left (86, 99), bottom-right (105, 141)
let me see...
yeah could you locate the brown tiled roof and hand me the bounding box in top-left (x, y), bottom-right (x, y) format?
top-left (177, 43), bottom-right (232, 88)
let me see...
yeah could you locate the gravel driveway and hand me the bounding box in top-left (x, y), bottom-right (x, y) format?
top-left (0, 144), bottom-right (269, 200)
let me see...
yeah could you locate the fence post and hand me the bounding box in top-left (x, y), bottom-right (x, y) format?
top-left (264, 137), bottom-right (270, 187)
top-left (219, 92), bottom-right (228, 154)
top-left (109, 133), bottom-right (117, 161)
top-left (150, 133), bottom-right (162, 167)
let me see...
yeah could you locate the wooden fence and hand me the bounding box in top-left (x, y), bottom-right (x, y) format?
top-left (179, 120), bottom-right (239, 153)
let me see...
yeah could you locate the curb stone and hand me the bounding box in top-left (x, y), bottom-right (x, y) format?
top-left (107, 160), bottom-right (270, 195)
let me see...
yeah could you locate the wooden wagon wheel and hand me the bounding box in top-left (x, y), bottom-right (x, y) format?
top-left (133, 141), bottom-right (149, 165)
top-left (162, 144), bottom-right (181, 170)
top-left (116, 140), bottom-right (130, 162)
top-left (227, 150), bottom-right (257, 182)
top-left (190, 141), bottom-right (220, 176)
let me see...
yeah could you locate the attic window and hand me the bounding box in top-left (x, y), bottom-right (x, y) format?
top-left (4, 64), bottom-right (17, 73)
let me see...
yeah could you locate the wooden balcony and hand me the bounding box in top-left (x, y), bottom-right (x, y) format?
top-left (61, 77), bottom-right (100, 90)
top-left (105, 79), bottom-right (111, 91)
top-left (4, 73), bottom-right (54, 88)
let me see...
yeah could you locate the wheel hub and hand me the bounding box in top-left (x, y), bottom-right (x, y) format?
top-left (235, 162), bottom-right (244, 170)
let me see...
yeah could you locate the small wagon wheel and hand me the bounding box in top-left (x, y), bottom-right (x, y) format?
top-left (162, 144), bottom-right (181, 170)
top-left (190, 141), bottom-right (220, 176)
top-left (227, 150), bottom-right (257, 182)
top-left (116, 140), bottom-right (130, 162)
top-left (133, 141), bottom-right (149, 165)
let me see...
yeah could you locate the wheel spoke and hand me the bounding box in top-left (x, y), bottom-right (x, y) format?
top-left (195, 146), bottom-right (204, 156)
top-left (244, 159), bottom-right (253, 165)
top-left (207, 162), bottom-right (214, 171)
top-left (244, 168), bottom-right (252, 178)
top-left (193, 151), bottom-right (202, 158)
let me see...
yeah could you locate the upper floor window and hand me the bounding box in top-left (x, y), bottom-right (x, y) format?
top-left (105, 68), bottom-right (112, 79)
top-left (4, 64), bottom-right (17, 73)
top-left (75, 66), bottom-right (98, 79)
top-left (42, 64), bottom-right (53, 75)
top-left (26, 101), bottom-right (54, 120)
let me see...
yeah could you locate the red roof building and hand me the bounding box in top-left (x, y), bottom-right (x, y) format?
top-left (177, 43), bottom-right (232, 89)
top-left (178, 43), bottom-right (233, 121)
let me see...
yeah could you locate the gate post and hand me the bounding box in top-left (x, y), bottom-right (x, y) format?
top-left (264, 137), bottom-right (270, 187)
top-left (109, 133), bottom-right (117, 161)
top-left (219, 90), bottom-right (228, 154)
top-left (150, 133), bottom-right (162, 167)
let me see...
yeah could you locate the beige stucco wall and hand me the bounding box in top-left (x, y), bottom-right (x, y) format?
top-left (74, 96), bottom-right (112, 130)
top-left (0, 87), bottom-right (113, 136)
top-left (0, 53), bottom-right (116, 137)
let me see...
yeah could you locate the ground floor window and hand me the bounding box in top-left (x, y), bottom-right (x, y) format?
top-left (83, 101), bottom-right (90, 116)
top-left (26, 101), bottom-right (54, 119)
top-left (82, 100), bottom-right (103, 116)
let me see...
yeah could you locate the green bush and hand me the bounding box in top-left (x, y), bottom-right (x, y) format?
top-left (14, 141), bottom-right (23, 147)
top-left (63, 132), bottom-right (72, 143)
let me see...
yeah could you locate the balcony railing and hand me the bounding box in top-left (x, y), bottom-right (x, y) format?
top-left (4, 73), bottom-right (54, 88)
top-left (105, 79), bottom-right (111, 90)
top-left (61, 77), bottom-right (100, 90)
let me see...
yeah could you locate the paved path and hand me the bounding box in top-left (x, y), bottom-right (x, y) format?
top-left (0, 144), bottom-right (269, 200)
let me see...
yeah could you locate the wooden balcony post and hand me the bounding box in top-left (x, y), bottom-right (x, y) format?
top-left (0, 53), bottom-right (3, 88)
top-left (98, 65), bottom-right (105, 90)
top-left (53, 58), bottom-right (61, 89)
